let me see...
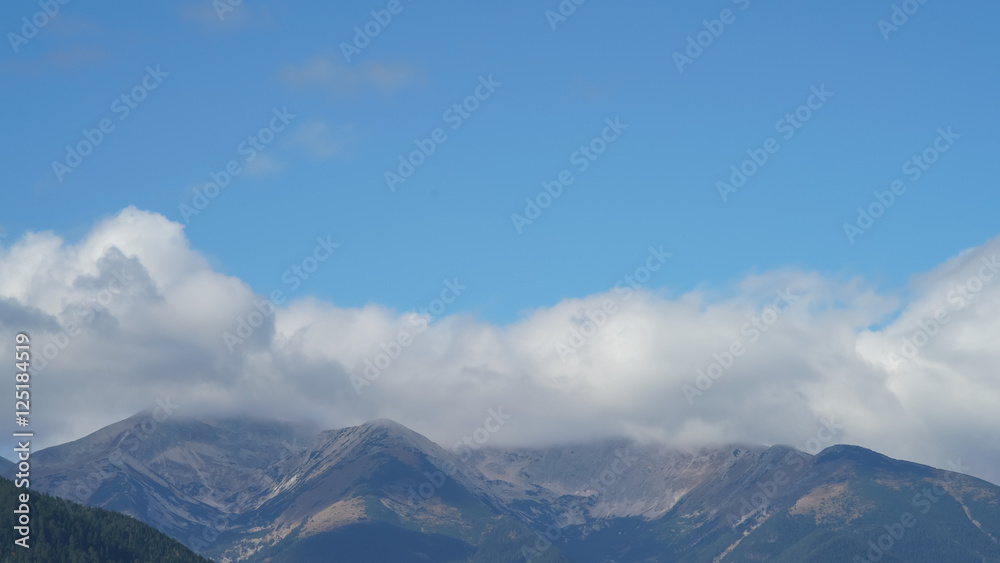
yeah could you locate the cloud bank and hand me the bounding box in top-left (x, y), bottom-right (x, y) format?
top-left (1, 207), bottom-right (998, 485)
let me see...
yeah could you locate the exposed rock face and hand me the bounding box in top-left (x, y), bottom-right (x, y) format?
top-left (19, 414), bottom-right (1000, 562)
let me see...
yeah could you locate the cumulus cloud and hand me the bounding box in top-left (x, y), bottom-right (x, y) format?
top-left (1, 207), bottom-right (998, 485)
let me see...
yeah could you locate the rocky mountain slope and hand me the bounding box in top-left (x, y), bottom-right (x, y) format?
top-left (11, 413), bottom-right (1000, 562)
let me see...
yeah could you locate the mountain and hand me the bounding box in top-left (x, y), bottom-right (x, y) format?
top-left (0, 476), bottom-right (211, 562)
top-left (22, 413), bottom-right (317, 556)
top-left (490, 442), bottom-right (1000, 562)
top-left (24, 413), bottom-right (568, 562)
top-left (21, 414), bottom-right (1000, 562)
top-left (215, 419), bottom-right (568, 562)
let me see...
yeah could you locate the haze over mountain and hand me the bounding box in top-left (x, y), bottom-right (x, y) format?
top-left (12, 413), bottom-right (1000, 562)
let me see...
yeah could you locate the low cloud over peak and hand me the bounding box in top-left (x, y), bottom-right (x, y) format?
top-left (1, 207), bottom-right (998, 485)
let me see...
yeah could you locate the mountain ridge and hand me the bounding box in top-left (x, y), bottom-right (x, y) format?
top-left (12, 414), bottom-right (1000, 562)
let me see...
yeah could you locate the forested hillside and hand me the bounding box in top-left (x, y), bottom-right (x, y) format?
top-left (0, 477), bottom-right (212, 562)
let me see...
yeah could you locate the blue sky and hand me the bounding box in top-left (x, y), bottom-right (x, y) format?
top-left (3, 0), bottom-right (998, 323)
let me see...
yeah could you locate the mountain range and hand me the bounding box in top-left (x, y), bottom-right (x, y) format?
top-left (7, 412), bottom-right (999, 562)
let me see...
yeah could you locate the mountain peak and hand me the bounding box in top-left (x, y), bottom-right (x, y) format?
top-left (814, 443), bottom-right (895, 464)
top-left (362, 418), bottom-right (414, 433)
top-left (305, 418), bottom-right (449, 472)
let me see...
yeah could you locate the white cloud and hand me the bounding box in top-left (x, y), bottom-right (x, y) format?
top-left (1, 207), bottom-right (998, 485)
top-left (243, 153), bottom-right (284, 176)
top-left (289, 120), bottom-right (349, 159)
top-left (278, 56), bottom-right (424, 96)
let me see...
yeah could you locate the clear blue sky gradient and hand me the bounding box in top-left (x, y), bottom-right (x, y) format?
top-left (3, 0), bottom-right (998, 323)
